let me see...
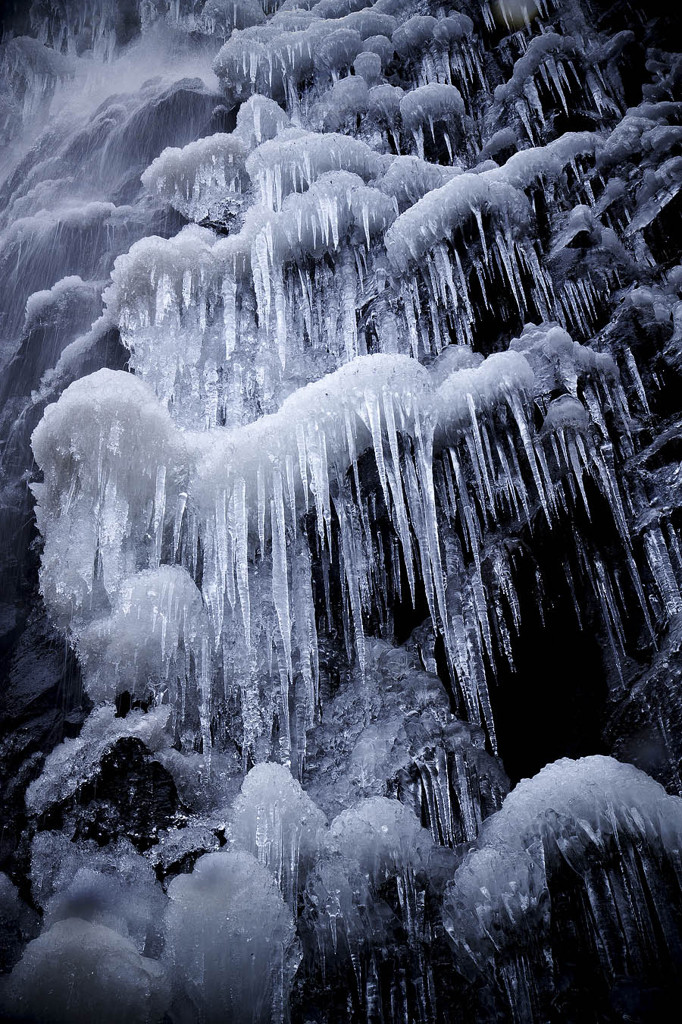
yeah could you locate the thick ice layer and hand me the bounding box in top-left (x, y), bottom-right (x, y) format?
top-left (313, 74), bottom-right (370, 132)
top-left (490, 28), bottom-right (623, 141)
top-left (597, 102), bottom-right (682, 171)
top-left (381, 131), bottom-right (604, 350)
top-left (246, 129), bottom-right (382, 209)
top-left (25, 706), bottom-right (170, 817)
top-left (400, 85), bottom-right (465, 130)
top-left (234, 93), bottom-right (291, 150)
top-left (390, 11), bottom-right (479, 99)
top-left (31, 369), bottom-right (184, 625)
top-left (322, 797), bottom-right (435, 912)
top-left (105, 173), bottom-right (398, 427)
top-left (303, 792), bottom-right (444, 1011)
top-left (385, 170), bottom-right (529, 274)
top-left (385, 131), bottom-right (599, 273)
top-left (494, 33), bottom-right (575, 107)
top-left (77, 566), bottom-right (210, 739)
top-left (213, 11), bottom-right (396, 104)
top-left (392, 14), bottom-right (473, 60)
top-left (434, 350), bottom-right (535, 445)
top-left (189, 352), bottom-right (439, 741)
top-left (510, 321), bottom-right (616, 396)
top-left (199, 0), bottom-right (268, 37)
top-left (378, 154), bottom-right (460, 209)
top-left (32, 318), bottom-right (643, 760)
top-left (140, 95), bottom-right (299, 223)
top-left (261, 170), bottom-right (397, 261)
top-left (31, 833), bottom-right (166, 956)
top-left (353, 49), bottom-right (382, 83)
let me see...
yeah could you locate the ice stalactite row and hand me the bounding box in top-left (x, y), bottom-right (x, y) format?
top-left (141, 132), bottom-right (248, 223)
top-left (126, 101), bottom-right (677, 436)
top-left (120, 113), bottom-right (400, 427)
top-left (31, 317), bottom-right (664, 764)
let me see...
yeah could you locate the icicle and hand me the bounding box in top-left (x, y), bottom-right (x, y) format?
top-left (364, 388), bottom-right (389, 511)
top-left (152, 464), bottom-right (166, 565)
top-left (466, 393), bottom-right (495, 514)
top-left (271, 470), bottom-right (293, 680)
top-left (382, 391), bottom-right (416, 604)
top-left (200, 635), bottom-right (212, 762)
top-left (644, 526), bottom-right (682, 620)
top-left (624, 348), bottom-right (651, 415)
top-left (234, 475), bottom-right (251, 652)
top-left (222, 273), bottom-right (237, 358)
top-left (336, 497), bottom-right (366, 677)
top-left (339, 246), bottom-right (358, 362)
top-left (257, 464), bottom-right (266, 560)
top-left (508, 390), bottom-right (552, 526)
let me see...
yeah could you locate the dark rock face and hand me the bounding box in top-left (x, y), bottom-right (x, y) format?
top-left (0, 614), bottom-right (89, 868)
top-left (35, 736), bottom-right (183, 850)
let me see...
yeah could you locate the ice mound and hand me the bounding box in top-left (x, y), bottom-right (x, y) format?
top-left (164, 849), bottom-right (298, 1023)
top-left (443, 756), bottom-right (682, 1018)
top-left (231, 762), bottom-right (326, 903)
top-left (1, 918), bottom-right (169, 1024)
top-left (142, 133), bottom-right (247, 222)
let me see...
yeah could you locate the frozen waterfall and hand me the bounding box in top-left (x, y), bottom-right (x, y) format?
top-left (0, 0), bottom-right (681, 1021)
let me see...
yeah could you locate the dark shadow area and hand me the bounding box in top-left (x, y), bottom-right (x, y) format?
top-left (489, 551), bottom-right (609, 784)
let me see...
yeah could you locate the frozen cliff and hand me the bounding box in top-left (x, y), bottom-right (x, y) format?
top-left (0, 0), bottom-right (681, 1021)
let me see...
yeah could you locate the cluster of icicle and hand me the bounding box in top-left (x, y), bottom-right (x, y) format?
top-left (31, 0), bottom-right (682, 769)
top-left (32, 323), bottom-right (645, 763)
top-left (443, 756), bottom-right (682, 1021)
top-left (6, 0), bottom-right (682, 1020)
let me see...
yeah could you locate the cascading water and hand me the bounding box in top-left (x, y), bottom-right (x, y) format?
top-left (0, 0), bottom-right (681, 1021)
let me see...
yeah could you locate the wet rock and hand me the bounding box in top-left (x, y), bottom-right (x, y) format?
top-left (36, 736), bottom-right (184, 852)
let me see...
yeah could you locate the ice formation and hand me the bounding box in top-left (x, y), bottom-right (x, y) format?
top-left (29, 327), bottom-right (651, 760)
top-left (443, 756), bottom-right (682, 1021)
top-left (230, 762), bottom-right (326, 904)
top-left (1, 919), bottom-right (170, 1024)
top-left (164, 850), bottom-right (298, 1023)
top-left (0, 0), bottom-right (681, 1020)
